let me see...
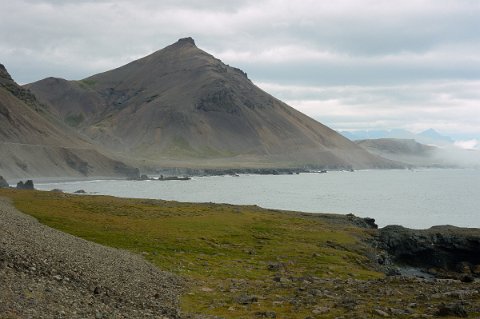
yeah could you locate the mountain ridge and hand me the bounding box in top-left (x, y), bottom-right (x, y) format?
top-left (342, 128), bottom-right (454, 146)
top-left (0, 64), bottom-right (138, 180)
top-left (26, 38), bottom-right (401, 169)
top-left (355, 137), bottom-right (480, 168)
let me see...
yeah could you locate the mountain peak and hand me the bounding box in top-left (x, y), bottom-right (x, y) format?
top-left (0, 63), bottom-right (14, 84)
top-left (176, 37), bottom-right (196, 46)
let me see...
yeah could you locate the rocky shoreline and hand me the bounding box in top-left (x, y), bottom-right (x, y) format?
top-left (378, 225), bottom-right (480, 281)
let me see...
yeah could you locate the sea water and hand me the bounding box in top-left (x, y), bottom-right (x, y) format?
top-left (35, 169), bottom-right (480, 229)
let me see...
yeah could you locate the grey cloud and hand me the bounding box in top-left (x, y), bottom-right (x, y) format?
top-left (1, 0), bottom-right (479, 138)
top-left (261, 80), bottom-right (480, 136)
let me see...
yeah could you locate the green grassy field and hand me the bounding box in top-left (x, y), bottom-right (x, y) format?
top-left (0, 189), bottom-right (383, 318)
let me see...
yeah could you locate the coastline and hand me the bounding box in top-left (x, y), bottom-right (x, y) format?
top-left (1, 189), bottom-right (479, 318)
top-left (26, 168), bottom-right (480, 229)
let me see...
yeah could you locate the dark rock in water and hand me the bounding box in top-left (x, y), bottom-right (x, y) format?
top-left (435, 303), bottom-right (468, 317)
top-left (0, 176), bottom-right (9, 188)
top-left (74, 189), bottom-right (86, 194)
top-left (16, 180), bottom-right (34, 190)
top-left (158, 175), bottom-right (191, 181)
top-left (379, 225), bottom-right (480, 276)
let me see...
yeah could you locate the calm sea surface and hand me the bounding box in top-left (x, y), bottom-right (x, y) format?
top-left (35, 169), bottom-right (480, 229)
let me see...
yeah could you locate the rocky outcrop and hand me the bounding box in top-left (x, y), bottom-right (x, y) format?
top-left (16, 180), bottom-right (34, 190)
top-left (0, 176), bottom-right (9, 188)
top-left (379, 225), bottom-right (480, 277)
top-left (346, 213), bottom-right (378, 229)
top-left (0, 64), bottom-right (44, 110)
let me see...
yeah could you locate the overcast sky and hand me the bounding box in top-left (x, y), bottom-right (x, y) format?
top-left (1, 0), bottom-right (479, 145)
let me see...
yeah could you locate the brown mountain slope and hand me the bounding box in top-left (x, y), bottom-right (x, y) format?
top-left (27, 38), bottom-right (400, 169)
top-left (0, 64), bottom-right (137, 180)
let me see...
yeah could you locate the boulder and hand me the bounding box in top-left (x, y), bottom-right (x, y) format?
top-left (435, 303), bottom-right (468, 317)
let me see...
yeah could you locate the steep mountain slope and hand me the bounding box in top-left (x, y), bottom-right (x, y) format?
top-left (27, 38), bottom-right (399, 169)
top-left (0, 64), bottom-right (137, 180)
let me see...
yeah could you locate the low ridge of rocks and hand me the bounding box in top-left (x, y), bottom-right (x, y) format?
top-left (0, 197), bottom-right (183, 318)
top-left (379, 225), bottom-right (480, 279)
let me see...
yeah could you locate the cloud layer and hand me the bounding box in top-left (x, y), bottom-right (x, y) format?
top-left (1, 0), bottom-right (479, 138)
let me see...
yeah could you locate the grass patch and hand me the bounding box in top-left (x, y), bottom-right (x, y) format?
top-left (0, 189), bottom-right (382, 318)
top-left (77, 79), bottom-right (96, 88)
top-left (64, 113), bottom-right (84, 127)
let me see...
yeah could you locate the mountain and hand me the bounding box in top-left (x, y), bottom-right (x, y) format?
top-left (340, 129), bottom-right (414, 141)
top-left (355, 138), bottom-right (480, 168)
top-left (342, 129), bottom-right (454, 146)
top-left (26, 38), bottom-right (399, 170)
top-left (0, 64), bottom-right (137, 180)
top-left (417, 128), bottom-right (453, 145)
top-left (355, 139), bottom-right (438, 167)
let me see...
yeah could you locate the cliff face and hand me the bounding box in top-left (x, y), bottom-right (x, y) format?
top-left (27, 38), bottom-right (400, 169)
top-left (379, 225), bottom-right (480, 279)
top-left (0, 64), bottom-right (137, 179)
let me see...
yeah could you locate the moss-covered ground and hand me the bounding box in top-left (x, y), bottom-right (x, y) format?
top-left (1, 189), bottom-right (479, 318)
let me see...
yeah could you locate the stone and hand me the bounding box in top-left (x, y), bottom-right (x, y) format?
top-left (456, 262), bottom-right (472, 273)
top-left (435, 303), bottom-right (468, 317)
top-left (374, 309), bottom-right (390, 317)
top-left (472, 264), bottom-right (480, 275)
top-left (267, 262), bottom-right (283, 271)
top-left (237, 294), bottom-right (258, 305)
top-left (460, 275), bottom-right (474, 283)
top-left (312, 306), bottom-right (330, 314)
top-left (254, 311), bottom-right (276, 318)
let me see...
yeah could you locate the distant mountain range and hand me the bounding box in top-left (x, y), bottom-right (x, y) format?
top-left (355, 138), bottom-right (480, 168)
top-left (341, 129), bottom-right (454, 146)
top-left (21, 37), bottom-right (398, 172)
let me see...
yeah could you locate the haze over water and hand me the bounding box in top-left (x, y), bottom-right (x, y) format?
top-left (36, 169), bottom-right (480, 229)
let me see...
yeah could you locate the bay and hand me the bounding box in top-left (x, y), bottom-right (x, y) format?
top-left (35, 169), bottom-right (480, 229)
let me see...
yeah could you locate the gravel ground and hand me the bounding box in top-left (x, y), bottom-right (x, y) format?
top-left (0, 197), bottom-right (183, 319)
